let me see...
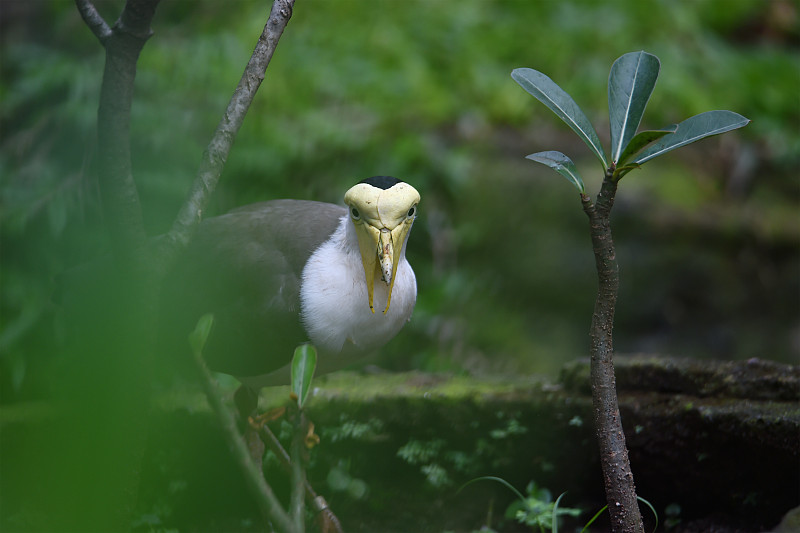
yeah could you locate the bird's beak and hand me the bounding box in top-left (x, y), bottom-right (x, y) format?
top-left (345, 181), bottom-right (420, 314)
top-left (353, 222), bottom-right (413, 314)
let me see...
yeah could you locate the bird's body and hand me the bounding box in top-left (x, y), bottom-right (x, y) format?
top-left (162, 177), bottom-right (419, 390)
top-left (298, 213), bottom-right (416, 371)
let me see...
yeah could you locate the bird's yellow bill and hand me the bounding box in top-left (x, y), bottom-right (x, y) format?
top-left (353, 222), bottom-right (412, 313)
top-left (345, 181), bottom-right (419, 314)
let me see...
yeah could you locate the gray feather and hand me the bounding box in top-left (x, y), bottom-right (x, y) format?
top-left (161, 200), bottom-right (346, 377)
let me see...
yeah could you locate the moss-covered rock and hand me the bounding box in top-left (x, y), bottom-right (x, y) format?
top-left (4, 356), bottom-right (795, 532)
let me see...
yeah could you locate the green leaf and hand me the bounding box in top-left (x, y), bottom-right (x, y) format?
top-left (632, 110), bottom-right (750, 165)
top-left (615, 125), bottom-right (677, 170)
top-left (579, 496), bottom-right (659, 533)
top-left (580, 505), bottom-right (608, 533)
top-left (553, 492), bottom-right (567, 533)
top-left (638, 495), bottom-right (659, 533)
top-left (188, 313), bottom-right (214, 356)
top-left (512, 68), bottom-right (607, 169)
top-left (525, 151), bottom-right (585, 193)
top-left (608, 51), bottom-right (661, 164)
top-left (291, 343), bottom-right (317, 408)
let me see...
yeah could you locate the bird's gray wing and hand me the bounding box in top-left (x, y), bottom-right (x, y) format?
top-left (160, 200), bottom-right (346, 377)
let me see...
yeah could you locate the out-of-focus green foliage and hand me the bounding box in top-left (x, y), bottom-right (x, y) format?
top-left (504, 481), bottom-right (582, 531)
top-left (291, 343), bottom-right (317, 409)
top-left (188, 313), bottom-right (215, 357)
top-left (1, 0), bottom-right (798, 404)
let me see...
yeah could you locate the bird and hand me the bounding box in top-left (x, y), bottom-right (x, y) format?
top-left (161, 176), bottom-right (420, 393)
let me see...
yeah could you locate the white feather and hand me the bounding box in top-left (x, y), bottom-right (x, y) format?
top-left (238, 210), bottom-right (418, 391)
top-left (299, 215), bottom-right (416, 371)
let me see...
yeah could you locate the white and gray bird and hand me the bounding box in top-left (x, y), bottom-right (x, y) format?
top-left (163, 176), bottom-right (420, 391)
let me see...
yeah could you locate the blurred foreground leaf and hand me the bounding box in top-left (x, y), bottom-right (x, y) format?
top-left (291, 344), bottom-right (317, 408)
top-left (188, 313), bottom-right (214, 356)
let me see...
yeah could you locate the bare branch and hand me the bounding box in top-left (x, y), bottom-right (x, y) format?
top-left (75, 0), bottom-right (112, 44)
top-left (255, 422), bottom-right (343, 532)
top-left (163, 0), bottom-right (296, 263)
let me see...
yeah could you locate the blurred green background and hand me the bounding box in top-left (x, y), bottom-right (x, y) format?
top-left (1, 0), bottom-right (798, 404)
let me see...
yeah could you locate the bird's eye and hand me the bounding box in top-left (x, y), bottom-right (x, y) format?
top-left (351, 207), bottom-right (361, 220)
top-left (407, 206), bottom-right (416, 218)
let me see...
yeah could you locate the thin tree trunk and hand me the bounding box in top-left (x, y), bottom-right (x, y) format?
top-left (95, 0), bottom-right (159, 261)
top-left (581, 174), bottom-right (644, 533)
top-left (52, 2), bottom-right (163, 531)
top-left (63, 0), bottom-right (296, 530)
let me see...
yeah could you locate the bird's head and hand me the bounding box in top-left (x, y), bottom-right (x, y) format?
top-left (344, 176), bottom-right (420, 314)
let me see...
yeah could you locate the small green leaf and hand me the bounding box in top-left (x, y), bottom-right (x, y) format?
top-left (632, 110), bottom-right (750, 165)
top-left (615, 125), bottom-right (677, 171)
top-left (188, 313), bottom-right (214, 356)
top-left (579, 496), bottom-right (659, 533)
top-left (614, 163), bottom-right (641, 181)
top-left (638, 495), bottom-right (659, 533)
top-left (553, 492), bottom-right (567, 533)
top-left (291, 344), bottom-right (317, 408)
top-left (580, 505), bottom-right (608, 533)
top-left (608, 51), bottom-right (661, 164)
top-left (512, 68), bottom-right (607, 169)
top-left (526, 151), bottom-right (585, 193)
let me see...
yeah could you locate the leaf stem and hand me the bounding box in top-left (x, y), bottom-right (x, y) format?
top-left (254, 419), bottom-right (344, 532)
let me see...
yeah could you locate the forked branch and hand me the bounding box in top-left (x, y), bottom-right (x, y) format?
top-left (163, 0), bottom-right (296, 268)
top-left (75, 0), bottom-right (112, 44)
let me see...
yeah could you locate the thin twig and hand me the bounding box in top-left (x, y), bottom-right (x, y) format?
top-left (162, 0), bottom-right (296, 267)
top-left (192, 350), bottom-right (295, 533)
top-left (254, 423), bottom-right (344, 532)
top-left (75, 0), bottom-right (112, 44)
top-left (290, 411), bottom-right (307, 533)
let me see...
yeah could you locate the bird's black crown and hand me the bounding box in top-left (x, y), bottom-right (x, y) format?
top-left (360, 175), bottom-right (403, 190)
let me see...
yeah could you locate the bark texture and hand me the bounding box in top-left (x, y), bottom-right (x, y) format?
top-left (581, 174), bottom-right (645, 533)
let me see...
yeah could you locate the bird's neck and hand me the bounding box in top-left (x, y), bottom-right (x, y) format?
top-left (299, 215), bottom-right (416, 356)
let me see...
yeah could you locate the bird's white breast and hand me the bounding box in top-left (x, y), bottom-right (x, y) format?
top-left (299, 216), bottom-right (416, 368)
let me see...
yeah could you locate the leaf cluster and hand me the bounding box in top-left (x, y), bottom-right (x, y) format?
top-left (512, 51), bottom-right (750, 193)
top-left (505, 481), bottom-right (582, 532)
top-left (460, 477), bottom-right (581, 532)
